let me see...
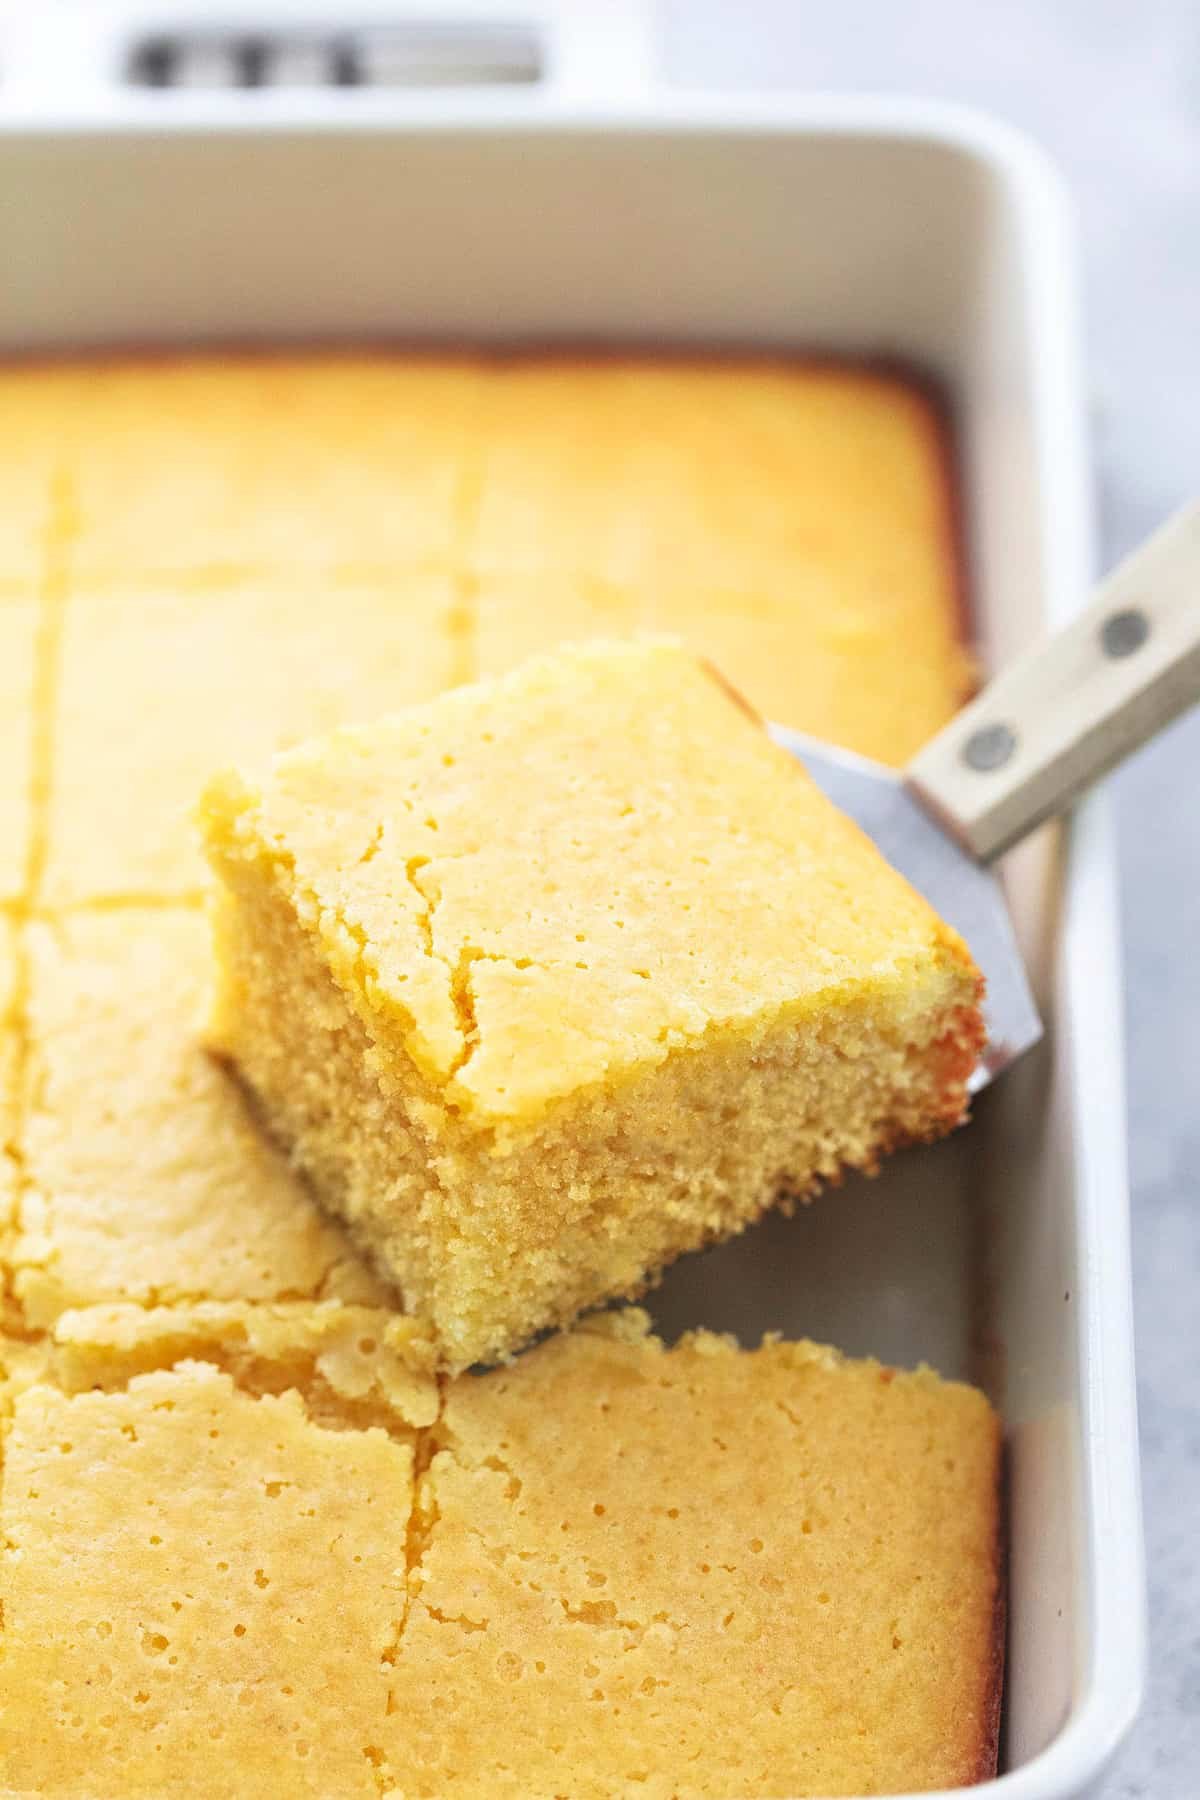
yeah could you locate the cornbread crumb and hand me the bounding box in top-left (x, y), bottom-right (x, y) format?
top-left (14, 909), bottom-right (390, 1329)
top-left (50, 1299), bottom-right (439, 1429)
top-left (45, 573), bottom-right (461, 903)
top-left (0, 1317), bottom-right (1001, 1797)
top-left (0, 1333), bottom-right (53, 1414)
top-left (201, 640), bottom-right (983, 1371)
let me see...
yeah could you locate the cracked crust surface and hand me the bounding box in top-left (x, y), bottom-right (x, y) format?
top-left (200, 640), bottom-right (980, 1125)
top-left (0, 1312), bottom-right (1002, 1798)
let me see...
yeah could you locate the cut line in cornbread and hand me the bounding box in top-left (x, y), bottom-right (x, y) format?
top-left (200, 640), bottom-right (984, 1372)
top-left (0, 1313), bottom-right (1001, 1797)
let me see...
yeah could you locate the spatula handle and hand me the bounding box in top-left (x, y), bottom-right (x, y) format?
top-left (906, 499), bottom-right (1200, 862)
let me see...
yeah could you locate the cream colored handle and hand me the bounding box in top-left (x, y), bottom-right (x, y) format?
top-left (906, 499), bottom-right (1200, 862)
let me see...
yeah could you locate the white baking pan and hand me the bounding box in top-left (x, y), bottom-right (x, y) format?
top-left (0, 6), bottom-right (1145, 1794)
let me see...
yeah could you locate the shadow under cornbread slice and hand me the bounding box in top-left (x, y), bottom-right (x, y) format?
top-left (0, 1310), bottom-right (1000, 1799)
top-left (200, 640), bottom-right (984, 1373)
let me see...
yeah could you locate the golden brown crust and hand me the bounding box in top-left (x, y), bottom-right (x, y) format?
top-left (925, 987), bottom-right (990, 1126)
top-left (0, 341), bottom-right (980, 387)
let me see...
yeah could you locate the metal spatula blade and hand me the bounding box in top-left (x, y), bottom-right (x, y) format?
top-left (771, 726), bottom-right (1041, 1092)
top-left (770, 498), bottom-right (1200, 1093)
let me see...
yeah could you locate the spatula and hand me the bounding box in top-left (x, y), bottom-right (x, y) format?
top-left (772, 499), bottom-right (1200, 1091)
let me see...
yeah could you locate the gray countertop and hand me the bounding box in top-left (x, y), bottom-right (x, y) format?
top-left (665, 4), bottom-right (1198, 1792)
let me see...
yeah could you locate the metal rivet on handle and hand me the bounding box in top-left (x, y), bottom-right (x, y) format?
top-left (1101, 607), bottom-right (1150, 658)
top-left (963, 723), bottom-right (1017, 772)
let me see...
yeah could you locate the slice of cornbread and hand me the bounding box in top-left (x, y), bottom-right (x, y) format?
top-left (0, 1363), bottom-right (423, 1799)
top-left (44, 571), bottom-right (462, 903)
top-left (13, 909), bottom-right (390, 1329)
top-left (0, 598), bottom-right (39, 902)
top-left (393, 1318), bottom-right (1002, 1798)
top-left (200, 640), bottom-right (984, 1372)
top-left (0, 1315), bottom-right (1001, 1797)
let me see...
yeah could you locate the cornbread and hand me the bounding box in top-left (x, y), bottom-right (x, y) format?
top-left (0, 352), bottom-right (997, 1793)
top-left (475, 567), bottom-right (641, 676)
top-left (62, 355), bottom-right (483, 581)
top-left (0, 1362), bottom-right (424, 1798)
top-left (472, 359), bottom-right (972, 759)
top-left (44, 572), bottom-right (462, 904)
top-left (0, 367), bottom-right (70, 590)
top-left (0, 1312), bottom-right (1000, 1798)
top-left (5, 353), bottom-right (970, 906)
top-left (0, 600), bottom-right (39, 902)
top-left (200, 640), bottom-right (984, 1371)
top-left (13, 909), bottom-right (391, 1330)
top-left (1, 920), bottom-right (18, 1249)
top-left (48, 1299), bottom-right (440, 1426)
